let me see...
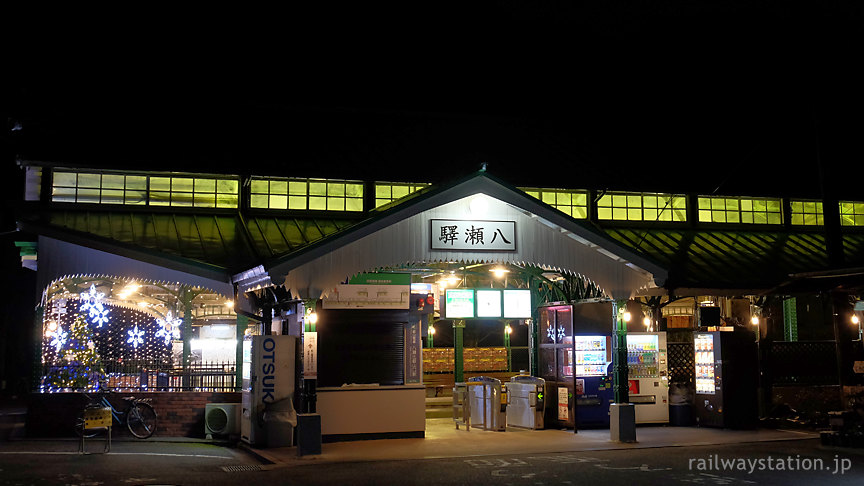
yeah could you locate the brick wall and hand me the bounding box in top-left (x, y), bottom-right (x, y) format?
top-left (26, 392), bottom-right (241, 438)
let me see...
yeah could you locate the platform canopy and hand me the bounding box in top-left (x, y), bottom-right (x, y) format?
top-left (262, 171), bottom-right (668, 300)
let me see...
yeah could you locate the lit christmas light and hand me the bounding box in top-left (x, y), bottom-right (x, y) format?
top-left (48, 325), bottom-right (68, 352)
top-left (155, 311), bottom-right (182, 346)
top-left (127, 325), bottom-right (145, 349)
top-left (79, 284), bottom-right (110, 328)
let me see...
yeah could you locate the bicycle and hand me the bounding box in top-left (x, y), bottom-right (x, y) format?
top-left (75, 378), bottom-right (158, 439)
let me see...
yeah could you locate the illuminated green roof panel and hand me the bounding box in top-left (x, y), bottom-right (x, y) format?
top-left (605, 228), bottom-right (864, 289)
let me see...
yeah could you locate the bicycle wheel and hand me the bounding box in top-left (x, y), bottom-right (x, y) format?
top-left (126, 402), bottom-right (157, 439)
top-left (75, 404), bottom-right (104, 438)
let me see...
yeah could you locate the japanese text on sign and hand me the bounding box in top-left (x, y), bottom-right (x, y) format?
top-left (431, 220), bottom-right (516, 251)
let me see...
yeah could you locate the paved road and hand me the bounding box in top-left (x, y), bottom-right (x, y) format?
top-left (1, 438), bottom-right (862, 485)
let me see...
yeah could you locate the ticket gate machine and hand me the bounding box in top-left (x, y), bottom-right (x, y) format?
top-left (467, 376), bottom-right (507, 431)
top-left (505, 376), bottom-right (546, 429)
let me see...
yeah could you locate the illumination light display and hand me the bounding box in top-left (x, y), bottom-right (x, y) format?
top-left (127, 325), bottom-right (145, 349)
top-left (79, 284), bottom-right (110, 328)
top-left (155, 311), bottom-right (182, 346)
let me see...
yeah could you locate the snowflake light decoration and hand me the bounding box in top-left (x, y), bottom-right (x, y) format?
top-left (127, 325), bottom-right (145, 349)
top-left (48, 325), bottom-right (68, 352)
top-left (79, 284), bottom-right (110, 328)
top-left (155, 311), bottom-right (182, 346)
top-left (545, 325), bottom-right (567, 343)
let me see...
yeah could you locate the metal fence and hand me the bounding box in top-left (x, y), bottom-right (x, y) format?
top-left (667, 342), bottom-right (695, 384)
top-left (767, 341), bottom-right (839, 386)
top-left (39, 359), bottom-right (238, 392)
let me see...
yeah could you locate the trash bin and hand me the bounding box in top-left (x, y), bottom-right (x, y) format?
top-left (263, 398), bottom-right (297, 447)
top-left (467, 376), bottom-right (506, 431)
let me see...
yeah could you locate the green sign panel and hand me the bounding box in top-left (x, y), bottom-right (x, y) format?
top-left (348, 272), bottom-right (412, 286)
top-left (445, 289), bottom-right (476, 318)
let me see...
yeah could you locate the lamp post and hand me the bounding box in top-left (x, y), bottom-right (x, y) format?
top-left (504, 322), bottom-right (513, 372)
top-left (610, 300), bottom-right (636, 443)
top-left (427, 323), bottom-right (435, 348)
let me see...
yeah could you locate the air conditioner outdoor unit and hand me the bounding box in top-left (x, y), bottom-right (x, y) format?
top-left (205, 403), bottom-right (241, 439)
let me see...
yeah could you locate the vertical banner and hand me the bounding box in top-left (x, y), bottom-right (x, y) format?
top-left (558, 386), bottom-right (569, 420)
top-left (406, 322), bottom-right (421, 384)
top-left (303, 331), bottom-right (318, 379)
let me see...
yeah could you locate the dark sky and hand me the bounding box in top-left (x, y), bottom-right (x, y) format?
top-left (4, 1), bottom-right (864, 199)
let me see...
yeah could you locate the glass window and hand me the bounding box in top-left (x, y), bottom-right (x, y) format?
top-left (840, 201), bottom-right (864, 226)
top-left (698, 196), bottom-right (782, 225)
top-left (790, 200), bottom-right (824, 226)
top-left (520, 187), bottom-right (590, 219)
top-left (374, 182), bottom-right (429, 209)
top-left (251, 177), bottom-right (364, 212)
top-left (596, 191), bottom-right (686, 222)
top-left (51, 170), bottom-right (239, 208)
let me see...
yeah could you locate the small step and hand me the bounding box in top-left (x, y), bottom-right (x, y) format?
top-left (425, 407), bottom-right (453, 419)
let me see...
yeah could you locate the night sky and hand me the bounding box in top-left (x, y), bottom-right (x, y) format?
top-left (2, 1), bottom-right (863, 393)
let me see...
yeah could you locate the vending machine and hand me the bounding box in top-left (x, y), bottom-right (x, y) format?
top-left (568, 334), bottom-right (614, 428)
top-left (241, 335), bottom-right (297, 446)
top-left (626, 332), bottom-right (669, 424)
top-left (538, 302), bottom-right (614, 430)
top-left (694, 329), bottom-right (758, 429)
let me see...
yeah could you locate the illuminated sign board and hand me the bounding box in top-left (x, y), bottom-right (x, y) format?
top-left (476, 290), bottom-right (503, 318)
top-left (444, 289), bottom-right (532, 319)
top-left (444, 289), bottom-right (475, 318)
top-left (503, 289), bottom-right (532, 318)
top-left (431, 220), bottom-right (516, 251)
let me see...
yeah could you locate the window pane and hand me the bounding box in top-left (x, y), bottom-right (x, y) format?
top-left (271, 180), bottom-right (288, 195)
top-left (346, 198), bottom-right (364, 211)
top-left (78, 173), bottom-right (101, 188)
top-left (250, 180), bottom-right (269, 194)
top-left (328, 182), bottom-right (345, 197)
top-left (309, 196), bottom-right (326, 210)
top-left (102, 174), bottom-right (125, 189)
top-left (598, 208), bottom-right (613, 220)
top-left (627, 208), bottom-right (642, 220)
top-left (172, 177), bottom-right (194, 192)
top-left (53, 172), bottom-right (77, 187)
top-left (194, 193), bottom-right (216, 207)
top-left (126, 176), bottom-right (147, 190)
top-left (150, 177), bottom-right (171, 192)
top-left (216, 194), bottom-right (238, 208)
top-left (699, 210), bottom-right (712, 222)
top-left (572, 207), bottom-right (587, 219)
top-left (376, 185), bottom-right (391, 198)
top-left (613, 208), bottom-right (627, 220)
top-left (150, 191), bottom-right (171, 206)
top-left (573, 193), bottom-right (587, 206)
top-left (598, 194), bottom-right (613, 207)
top-left (288, 196), bottom-right (307, 209)
top-left (77, 188), bottom-right (100, 203)
top-left (52, 187), bottom-right (76, 201)
top-left (269, 195), bottom-right (288, 209)
top-left (613, 195), bottom-right (627, 207)
top-left (542, 193), bottom-right (556, 204)
top-left (289, 181), bottom-right (307, 195)
top-left (101, 189), bottom-right (124, 204)
top-left (375, 198), bottom-right (388, 208)
top-left (327, 197), bottom-right (345, 211)
top-left (627, 195), bottom-right (641, 207)
top-left (171, 193), bottom-right (194, 207)
top-left (309, 182), bottom-right (326, 196)
top-left (250, 194), bottom-right (269, 208)
top-left (217, 179), bottom-right (239, 194)
top-left (557, 192), bottom-right (571, 205)
top-left (392, 186), bottom-right (410, 199)
top-left (194, 178), bottom-right (216, 193)
top-left (125, 190), bottom-right (147, 205)
top-left (346, 183), bottom-right (364, 198)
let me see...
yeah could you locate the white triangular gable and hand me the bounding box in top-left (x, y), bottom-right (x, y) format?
top-left (275, 175), bottom-right (666, 300)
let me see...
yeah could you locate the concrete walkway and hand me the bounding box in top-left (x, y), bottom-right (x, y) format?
top-left (242, 418), bottom-right (820, 466)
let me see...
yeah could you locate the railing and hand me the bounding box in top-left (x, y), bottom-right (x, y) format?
top-left (766, 341), bottom-right (839, 386)
top-left (39, 359), bottom-right (238, 392)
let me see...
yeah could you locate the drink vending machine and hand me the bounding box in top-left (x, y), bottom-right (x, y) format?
top-left (694, 328), bottom-right (758, 429)
top-left (538, 303), bottom-right (615, 430)
top-left (241, 335), bottom-right (297, 447)
top-left (626, 332), bottom-right (669, 424)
